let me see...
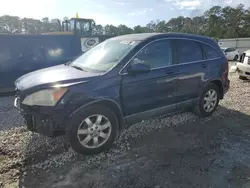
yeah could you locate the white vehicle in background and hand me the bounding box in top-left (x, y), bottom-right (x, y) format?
top-left (221, 47), bottom-right (240, 61)
top-left (236, 49), bottom-right (250, 80)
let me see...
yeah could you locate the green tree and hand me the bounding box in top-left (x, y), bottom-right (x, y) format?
top-left (94, 24), bottom-right (104, 35)
top-left (117, 24), bottom-right (133, 35)
top-left (133, 25), bottom-right (152, 33)
top-left (0, 15), bottom-right (21, 33)
top-left (156, 21), bottom-right (168, 32)
top-left (203, 6), bottom-right (226, 38)
top-left (104, 24), bottom-right (119, 35)
top-left (50, 18), bottom-right (61, 32)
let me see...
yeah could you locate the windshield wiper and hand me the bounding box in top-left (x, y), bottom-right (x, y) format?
top-left (71, 65), bottom-right (87, 72)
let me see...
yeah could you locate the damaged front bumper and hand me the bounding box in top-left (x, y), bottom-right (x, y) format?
top-left (23, 114), bottom-right (58, 137)
top-left (14, 97), bottom-right (66, 137)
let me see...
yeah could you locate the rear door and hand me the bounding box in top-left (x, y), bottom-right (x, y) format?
top-left (174, 39), bottom-right (206, 103)
top-left (201, 43), bottom-right (224, 82)
top-left (121, 39), bottom-right (179, 116)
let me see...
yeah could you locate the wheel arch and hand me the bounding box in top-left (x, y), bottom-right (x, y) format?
top-left (204, 79), bottom-right (223, 99)
top-left (69, 98), bottom-right (125, 137)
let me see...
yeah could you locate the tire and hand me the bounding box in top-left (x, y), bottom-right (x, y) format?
top-left (239, 75), bottom-right (248, 80)
top-left (193, 83), bottom-right (220, 118)
top-left (233, 55), bottom-right (239, 61)
top-left (66, 105), bottom-right (119, 154)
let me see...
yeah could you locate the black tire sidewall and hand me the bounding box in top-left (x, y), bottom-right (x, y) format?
top-left (198, 84), bottom-right (220, 117)
top-left (66, 105), bottom-right (118, 154)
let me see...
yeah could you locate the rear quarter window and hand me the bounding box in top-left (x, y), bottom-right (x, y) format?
top-left (202, 44), bottom-right (221, 59)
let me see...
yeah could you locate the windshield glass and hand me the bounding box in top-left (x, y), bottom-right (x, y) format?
top-left (70, 39), bottom-right (139, 72)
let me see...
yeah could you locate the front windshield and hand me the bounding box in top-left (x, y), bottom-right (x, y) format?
top-left (70, 39), bottom-right (139, 72)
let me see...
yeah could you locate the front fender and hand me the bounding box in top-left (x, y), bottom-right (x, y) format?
top-left (68, 98), bottom-right (125, 138)
top-left (69, 98), bottom-right (122, 117)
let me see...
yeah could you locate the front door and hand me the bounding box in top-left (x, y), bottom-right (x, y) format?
top-left (121, 39), bottom-right (179, 117)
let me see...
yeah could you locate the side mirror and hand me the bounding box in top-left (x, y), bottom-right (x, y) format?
top-left (127, 60), bottom-right (150, 74)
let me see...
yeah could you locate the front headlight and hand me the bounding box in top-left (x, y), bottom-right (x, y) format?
top-left (22, 88), bottom-right (67, 106)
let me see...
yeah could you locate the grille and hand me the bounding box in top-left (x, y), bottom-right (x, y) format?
top-left (248, 57), bottom-right (250, 65)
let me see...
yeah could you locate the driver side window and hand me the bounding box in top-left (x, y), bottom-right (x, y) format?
top-left (131, 39), bottom-right (173, 69)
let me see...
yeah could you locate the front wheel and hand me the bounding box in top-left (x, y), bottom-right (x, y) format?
top-left (66, 105), bottom-right (118, 154)
top-left (193, 83), bottom-right (220, 118)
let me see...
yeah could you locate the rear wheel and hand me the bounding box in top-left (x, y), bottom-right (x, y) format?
top-left (66, 105), bottom-right (118, 154)
top-left (193, 83), bottom-right (220, 118)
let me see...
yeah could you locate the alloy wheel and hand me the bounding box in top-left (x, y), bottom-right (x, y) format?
top-left (203, 89), bottom-right (218, 112)
top-left (77, 114), bottom-right (112, 148)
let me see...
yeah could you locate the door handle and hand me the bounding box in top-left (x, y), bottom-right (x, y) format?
top-left (165, 71), bottom-right (174, 75)
top-left (201, 64), bottom-right (207, 68)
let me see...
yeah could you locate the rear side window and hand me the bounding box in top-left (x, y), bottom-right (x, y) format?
top-left (202, 44), bottom-right (221, 59)
top-left (176, 39), bottom-right (202, 64)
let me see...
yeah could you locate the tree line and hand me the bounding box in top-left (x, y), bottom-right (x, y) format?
top-left (0, 4), bottom-right (250, 39)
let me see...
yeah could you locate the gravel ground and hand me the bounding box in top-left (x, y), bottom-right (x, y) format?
top-left (1, 70), bottom-right (250, 187)
top-left (0, 96), bottom-right (24, 131)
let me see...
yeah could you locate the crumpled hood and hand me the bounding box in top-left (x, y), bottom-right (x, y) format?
top-left (15, 64), bottom-right (100, 91)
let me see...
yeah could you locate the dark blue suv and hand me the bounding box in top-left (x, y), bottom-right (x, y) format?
top-left (14, 33), bottom-right (230, 154)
